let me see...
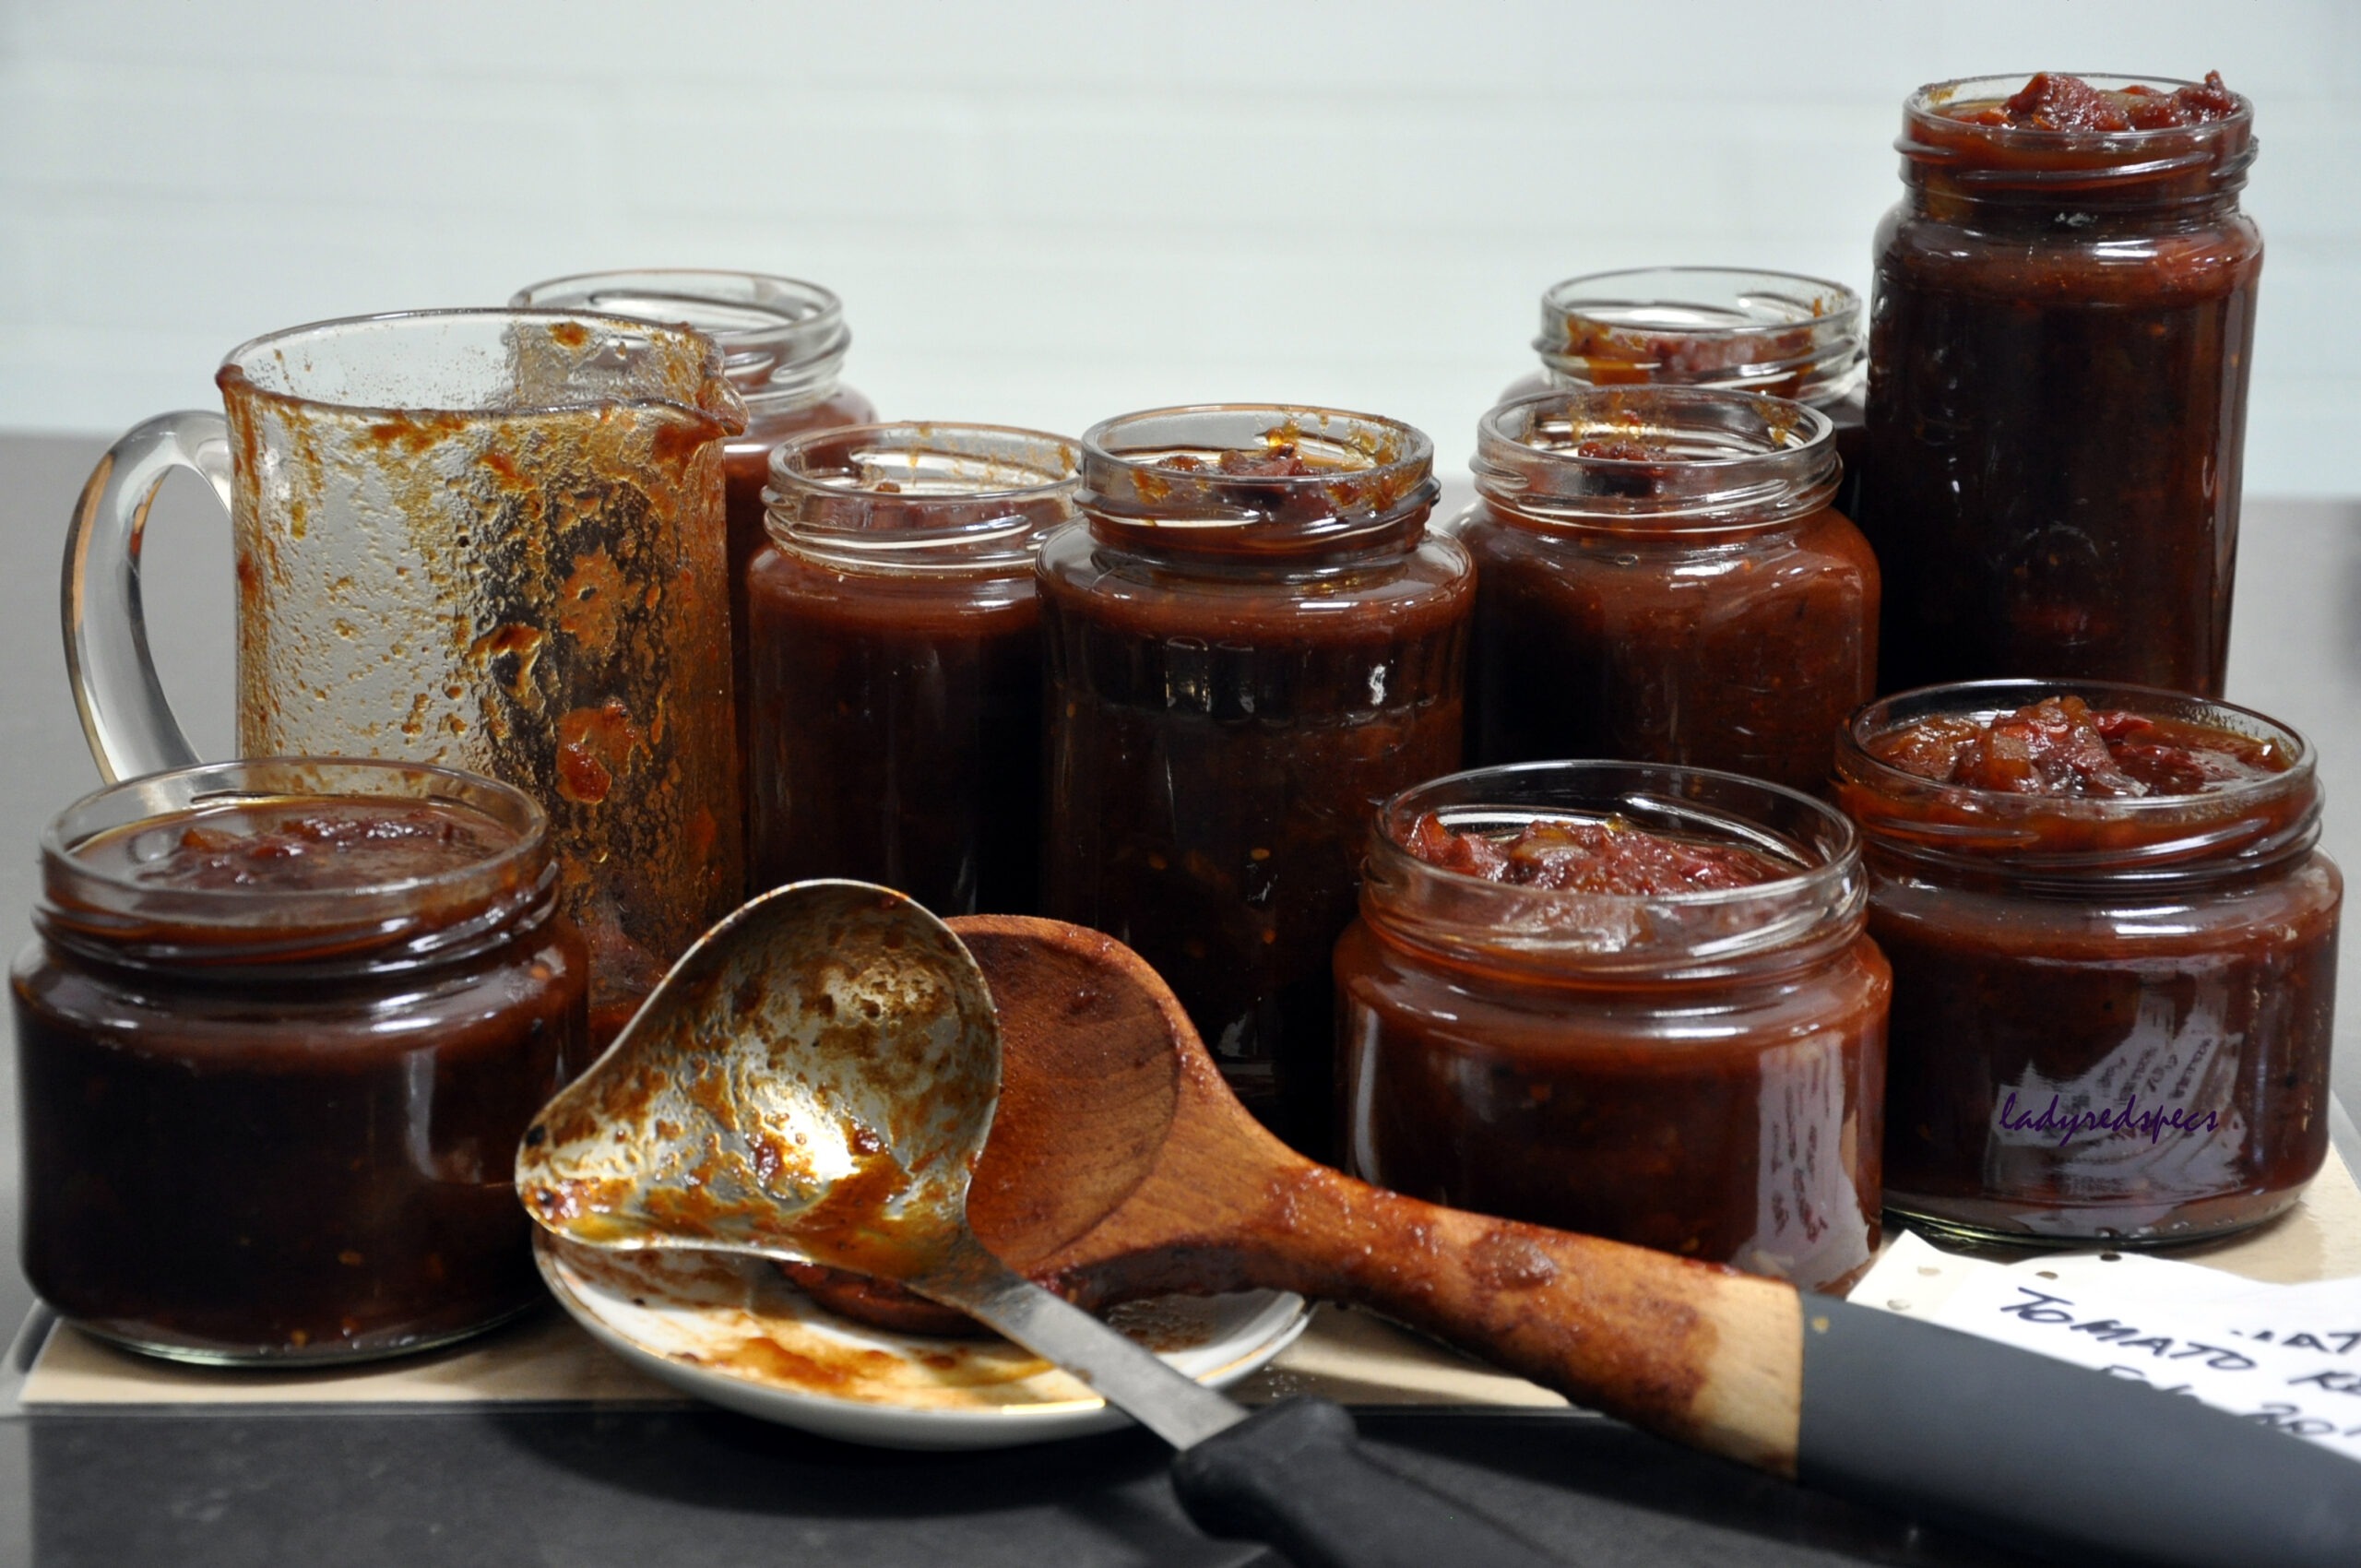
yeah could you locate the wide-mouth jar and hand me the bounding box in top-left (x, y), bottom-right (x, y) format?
top-left (1835, 680), bottom-right (2335, 1243)
top-left (1039, 405), bottom-right (1471, 1158)
top-left (11, 758), bottom-right (587, 1363)
top-left (1458, 387), bottom-right (1878, 796)
top-left (1335, 760), bottom-right (1889, 1292)
top-left (748, 423), bottom-right (1079, 915)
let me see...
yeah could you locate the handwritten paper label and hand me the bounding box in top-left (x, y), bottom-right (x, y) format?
top-left (1857, 1234), bottom-right (2361, 1462)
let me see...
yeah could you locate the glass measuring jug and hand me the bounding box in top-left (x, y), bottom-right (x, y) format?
top-left (63, 309), bottom-right (749, 1040)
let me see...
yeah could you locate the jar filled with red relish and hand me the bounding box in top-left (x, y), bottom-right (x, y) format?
top-left (748, 422), bottom-right (1077, 914)
top-left (1459, 387), bottom-right (1879, 797)
top-left (1836, 682), bottom-right (2337, 1244)
top-left (1039, 406), bottom-right (1473, 1158)
top-left (1336, 761), bottom-right (1889, 1293)
top-left (510, 269), bottom-right (878, 839)
top-left (11, 759), bottom-right (587, 1363)
top-left (1861, 73), bottom-right (2260, 697)
top-left (1505, 268), bottom-right (1869, 518)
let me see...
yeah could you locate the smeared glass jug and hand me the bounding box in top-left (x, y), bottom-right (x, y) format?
top-left (65, 309), bottom-right (750, 1040)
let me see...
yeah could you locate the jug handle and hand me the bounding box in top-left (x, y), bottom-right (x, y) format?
top-left (63, 411), bottom-right (235, 782)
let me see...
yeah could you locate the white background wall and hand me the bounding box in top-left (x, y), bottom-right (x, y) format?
top-left (1, 0), bottom-right (2355, 490)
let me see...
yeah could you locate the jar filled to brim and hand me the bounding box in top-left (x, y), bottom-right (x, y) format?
top-left (13, 757), bottom-right (587, 1364)
top-left (1338, 760), bottom-right (1889, 1292)
top-left (1836, 680), bottom-right (2336, 1244)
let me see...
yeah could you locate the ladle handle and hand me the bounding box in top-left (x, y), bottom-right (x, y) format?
top-left (928, 1246), bottom-right (1242, 1451)
top-left (1172, 1396), bottom-right (1566, 1568)
top-left (63, 410), bottom-right (235, 781)
top-left (926, 1249), bottom-right (1571, 1567)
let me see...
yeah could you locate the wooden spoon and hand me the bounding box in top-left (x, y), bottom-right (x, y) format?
top-left (935, 915), bottom-right (1796, 1468)
top-left (924, 915), bottom-right (2359, 1568)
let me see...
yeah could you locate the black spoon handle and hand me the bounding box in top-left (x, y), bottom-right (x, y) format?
top-left (1798, 1296), bottom-right (2361, 1567)
top-left (1173, 1396), bottom-right (1568, 1568)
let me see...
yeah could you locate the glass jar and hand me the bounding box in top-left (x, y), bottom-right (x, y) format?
top-left (748, 422), bottom-right (1077, 915)
top-left (1336, 761), bottom-right (1889, 1293)
top-left (511, 269), bottom-right (878, 830)
top-left (1836, 681), bottom-right (2337, 1244)
top-left (1504, 268), bottom-right (1869, 518)
top-left (1860, 75), bottom-right (2261, 697)
top-left (1459, 387), bottom-right (1878, 797)
top-left (11, 759), bottom-right (587, 1363)
top-left (1038, 405), bottom-right (1473, 1158)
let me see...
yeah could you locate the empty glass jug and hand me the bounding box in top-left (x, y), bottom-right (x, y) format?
top-left (63, 309), bottom-right (749, 1040)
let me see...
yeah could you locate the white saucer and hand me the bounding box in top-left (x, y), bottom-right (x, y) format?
top-left (535, 1234), bottom-right (1307, 1450)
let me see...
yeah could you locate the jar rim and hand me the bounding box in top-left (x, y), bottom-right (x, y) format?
top-left (510, 269), bottom-right (851, 410)
top-left (38, 758), bottom-right (554, 968)
top-left (764, 422), bottom-right (1079, 571)
top-left (1535, 267), bottom-right (1864, 406)
top-left (1835, 682), bottom-right (2319, 879)
top-left (1838, 680), bottom-right (2312, 814)
top-left (1898, 74), bottom-right (2257, 197)
top-left (1474, 387), bottom-right (1837, 529)
top-left (1361, 760), bottom-right (1864, 980)
top-left (1078, 404), bottom-right (1438, 558)
top-left (217, 308), bottom-right (747, 435)
top-left (1908, 73), bottom-right (2255, 140)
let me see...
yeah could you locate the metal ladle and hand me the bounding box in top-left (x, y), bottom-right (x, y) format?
top-left (514, 880), bottom-right (1563, 1568)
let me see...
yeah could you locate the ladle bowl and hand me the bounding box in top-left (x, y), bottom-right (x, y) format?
top-left (517, 881), bottom-right (996, 1279)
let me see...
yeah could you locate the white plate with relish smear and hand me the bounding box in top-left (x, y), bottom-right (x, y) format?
top-left (536, 1234), bottom-right (1307, 1449)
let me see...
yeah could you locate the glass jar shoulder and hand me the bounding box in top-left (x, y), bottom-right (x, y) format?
top-left (747, 540), bottom-right (1039, 631)
top-left (12, 926), bottom-right (586, 1057)
top-left (726, 385), bottom-right (878, 465)
top-left (1335, 918), bottom-right (1890, 1054)
top-left (1457, 500), bottom-right (1876, 596)
top-left (1036, 525), bottom-right (1472, 643)
top-left (1865, 851), bottom-right (2341, 960)
top-left (1873, 200), bottom-right (2262, 306)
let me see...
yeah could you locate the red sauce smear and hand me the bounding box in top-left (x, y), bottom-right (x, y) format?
top-left (1403, 812), bottom-right (1786, 895)
top-left (1869, 695), bottom-right (2286, 799)
top-left (1572, 436), bottom-right (1664, 461)
top-left (1159, 445), bottom-right (1317, 479)
top-left (1946, 71), bottom-right (2239, 132)
top-left (87, 799), bottom-right (515, 894)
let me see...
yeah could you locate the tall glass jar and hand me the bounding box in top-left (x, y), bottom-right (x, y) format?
top-left (11, 759), bottom-right (587, 1363)
top-left (1836, 681), bottom-right (2337, 1244)
top-left (511, 270), bottom-right (878, 831)
top-left (748, 422), bottom-right (1077, 915)
top-left (1860, 75), bottom-right (2261, 696)
top-left (1459, 387), bottom-right (1878, 796)
top-left (1505, 268), bottom-right (1869, 518)
top-left (1336, 761), bottom-right (1889, 1293)
top-left (1039, 406), bottom-right (1473, 1158)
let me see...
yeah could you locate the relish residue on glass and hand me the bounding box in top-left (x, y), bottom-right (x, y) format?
top-left (86, 798), bottom-right (518, 894)
top-left (1867, 695), bottom-right (2287, 799)
top-left (1401, 812), bottom-right (1787, 895)
top-left (1943, 70), bottom-right (2239, 131)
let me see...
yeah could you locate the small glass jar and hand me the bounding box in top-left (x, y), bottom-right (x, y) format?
top-left (1038, 405), bottom-right (1474, 1158)
top-left (1861, 76), bottom-right (2261, 696)
top-left (1836, 681), bottom-right (2337, 1244)
top-left (748, 422), bottom-right (1078, 915)
top-left (1336, 761), bottom-right (1889, 1293)
top-left (11, 759), bottom-right (587, 1363)
top-left (510, 269), bottom-right (878, 832)
top-left (1459, 387), bottom-right (1879, 797)
top-left (1504, 268), bottom-right (1869, 517)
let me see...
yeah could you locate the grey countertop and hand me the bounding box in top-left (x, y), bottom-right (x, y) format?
top-left (0, 431), bottom-right (2347, 1565)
